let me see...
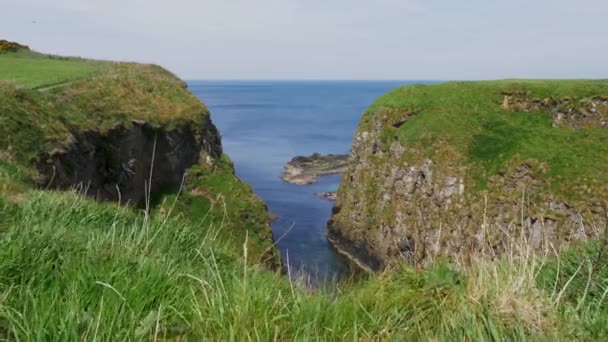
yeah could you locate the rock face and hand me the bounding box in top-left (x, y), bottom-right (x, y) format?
top-left (36, 119), bottom-right (222, 206)
top-left (280, 153), bottom-right (349, 185)
top-left (329, 82), bottom-right (608, 271)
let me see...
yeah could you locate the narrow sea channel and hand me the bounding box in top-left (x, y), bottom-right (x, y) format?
top-left (189, 80), bottom-right (419, 285)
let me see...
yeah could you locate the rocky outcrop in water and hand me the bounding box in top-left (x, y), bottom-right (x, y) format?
top-left (280, 153), bottom-right (349, 185)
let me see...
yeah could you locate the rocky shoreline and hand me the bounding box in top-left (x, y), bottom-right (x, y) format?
top-left (280, 153), bottom-right (349, 185)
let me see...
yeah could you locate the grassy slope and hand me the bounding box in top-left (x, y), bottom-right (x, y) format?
top-left (1, 51), bottom-right (607, 339)
top-left (365, 80), bottom-right (608, 201)
top-left (0, 50), bottom-right (104, 89)
top-left (1, 186), bottom-right (606, 340)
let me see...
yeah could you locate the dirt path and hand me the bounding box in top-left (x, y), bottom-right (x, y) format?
top-left (35, 80), bottom-right (75, 92)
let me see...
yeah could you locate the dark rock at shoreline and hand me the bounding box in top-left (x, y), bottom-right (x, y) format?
top-left (315, 192), bottom-right (337, 200)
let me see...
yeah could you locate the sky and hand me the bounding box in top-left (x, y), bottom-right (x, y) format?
top-left (2, 0), bottom-right (608, 80)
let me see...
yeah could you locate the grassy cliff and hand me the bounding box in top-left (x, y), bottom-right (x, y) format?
top-left (0, 49), bottom-right (278, 266)
top-left (330, 80), bottom-right (608, 270)
top-left (1, 48), bottom-right (607, 339)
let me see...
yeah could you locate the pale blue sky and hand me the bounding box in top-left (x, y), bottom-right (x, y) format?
top-left (2, 0), bottom-right (607, 80)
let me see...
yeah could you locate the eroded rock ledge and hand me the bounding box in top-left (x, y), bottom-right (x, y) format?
top-left (280, 153), bottom-right (349, 185)
top-left (502, 91), bottom-right (608, 129)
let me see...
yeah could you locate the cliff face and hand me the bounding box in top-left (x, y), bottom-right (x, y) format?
top-left (36, 120), bottom-right (221, 206)
top-left (2, 62), bottom-right (224, 206)
top-left (329, 81), bottom-right (608, 271)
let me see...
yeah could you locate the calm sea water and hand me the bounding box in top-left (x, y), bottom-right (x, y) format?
top-left (188, 80), bottom-right (427, 284)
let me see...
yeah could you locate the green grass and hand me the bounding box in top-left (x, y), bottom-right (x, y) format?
top-left (157, 156), bottom-right (280, 268)
top-left (2, 50), bottom-right (607, 339)
top-left (537, 240), bottom-right (608, 339)
top-left (365, 80), bottom-right (608, 198)
top-left (0, 51), bottom-right (105, 89)
top-left (0, 187), bottom-right (606, 339)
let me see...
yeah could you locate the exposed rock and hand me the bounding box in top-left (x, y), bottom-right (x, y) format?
top-left (315, 192), bottom-right (337, 200)
top-left (268, 212), bottom-right (279, 221)
top-left (280, 153), bottom-right (349, 185)
top-left (36, 119), bottom-right (221, 206)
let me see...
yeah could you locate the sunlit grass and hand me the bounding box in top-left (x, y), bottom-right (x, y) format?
top-left (0, 185), bottom-right (606, 339)
top-left (0, 51), bottom-right (105, 89)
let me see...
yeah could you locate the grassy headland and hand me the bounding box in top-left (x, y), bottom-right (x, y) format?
top-left (0, 48), bottom-right (607, 339)
top-left (364, 80), bottom-right (608, 198)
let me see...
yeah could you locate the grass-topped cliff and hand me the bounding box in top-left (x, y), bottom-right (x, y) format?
top-left (330, 79), bottom-right (608, 270)
top-left (1, 56), bottom-right (209, 165)
top-left (0, 48), bottom-right (278, 268)
top-left (1, 46), bottom-right (607, 339)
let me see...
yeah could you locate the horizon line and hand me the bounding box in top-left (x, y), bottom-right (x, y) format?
top-left (183, 78), bottom-right (608, 82)
top-left (184, 78), bottom-right (443, 82)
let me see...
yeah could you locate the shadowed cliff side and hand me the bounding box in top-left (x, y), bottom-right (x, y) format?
top-left (36, 120), bottom-right (221, 205)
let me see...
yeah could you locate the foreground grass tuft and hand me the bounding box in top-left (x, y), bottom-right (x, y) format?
top-left (0, 187), bottom-right (606, 340)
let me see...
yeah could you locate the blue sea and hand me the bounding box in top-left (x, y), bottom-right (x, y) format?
top-left (188, 80), bottom-right (427, 284)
